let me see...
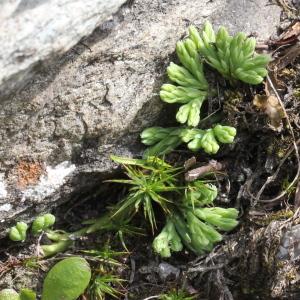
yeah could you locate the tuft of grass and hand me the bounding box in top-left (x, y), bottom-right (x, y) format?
top-left (82, 244), bottom-right (128, 268)
top-left (108, 156), bottom-right (182, 232)
top-left (87, 274), bottom-right (125, 300)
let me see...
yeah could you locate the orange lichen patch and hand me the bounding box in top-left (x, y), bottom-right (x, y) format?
top-left (17, 161), bottom-right (45, 189)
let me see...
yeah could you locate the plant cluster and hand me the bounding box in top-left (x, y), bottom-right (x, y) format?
top-left (8, 222), bottom-right (28, 242)
top-left (8, 156), bottom-right (238, 259)
top-left (31, 214), bottom-right (55, 235)
top-left (106, 156), bottom-right (238, 258)
top-left (4, 21), bottom-right (271, 299)
top-left (154, 206), bottom-right (238, 257)
top-left (8, 213), bottom-right (55, 243)
top-left (141, 21), bottom-right (269, 157)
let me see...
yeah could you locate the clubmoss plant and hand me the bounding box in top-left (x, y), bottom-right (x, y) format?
top-left (141, 124), bottom-right (236, 156)
top-left (140, 23), bottom-right (246, 157)
top-left (165, 207), bottom-right (238, 256)
top-left (40, 216), bottom-right (140, 257)
top-left (8, 213), bottom-right (55, 242)
top-left (153, 218), bottom-right (183, 257)
top-left (189, 21), bottom-right (270, 84)
top-left (142, 22), bottom-right (270, 157)
top-left (159, 37), bottom-right (209, 127)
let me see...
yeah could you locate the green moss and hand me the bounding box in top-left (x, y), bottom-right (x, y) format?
top-left (253, 209), bottom-right (294, 226)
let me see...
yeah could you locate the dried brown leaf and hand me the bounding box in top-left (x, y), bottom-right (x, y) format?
top-left (274, 43), bottom-right (300, 71)
top-left (278, 21), bottom-right (300, 43)
top-left (253, 94), bottom-right (285, 131)
top-left (184, 156), bottom-right (197, 171)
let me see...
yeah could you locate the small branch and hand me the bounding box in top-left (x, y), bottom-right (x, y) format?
top-left (294, 181), bottom-right (300, 208)
top-left (187, 263), bottom-right (224, 273)
top-left (185, 160), bottom-right (223, 182)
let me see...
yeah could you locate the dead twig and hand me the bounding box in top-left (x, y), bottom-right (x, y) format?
top-left (187, 263), bottom-right (224, 273)
top-left (185, 160), bottom-right (223, 182)
top-left (294, 181), bottom-right (300, 208)
top-left (129, 257), bottom-right (135, 284)
top-left (0, 256), bottom-right (22, 279)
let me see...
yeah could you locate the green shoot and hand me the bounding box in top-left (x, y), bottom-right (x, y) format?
top-left (184, 181), bottom-right (218, 208)
top-left (22, 257), bottom-right (42, 270)
top-left (40, 216), bottom-right (143, 257)
top-left (159, 289), bottom-right (196, 300)
top-left (87, 274), bottom-right (125, 300)
top-left (82, 246), bottom-right (128, 268)
top-left (141, 125), bottom-right (236, 157)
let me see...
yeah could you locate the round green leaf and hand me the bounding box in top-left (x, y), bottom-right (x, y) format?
top-left (41, 257), bottom-right (91, 300)
top-left (0, 289), bottom-right (20, 300)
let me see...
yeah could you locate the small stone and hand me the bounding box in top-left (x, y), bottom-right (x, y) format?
top-left (158, 262), bottom-right (180, 281)
top-left (278, 225), bottom-right (300, 260)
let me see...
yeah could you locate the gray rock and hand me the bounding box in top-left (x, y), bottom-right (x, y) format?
top-left (0, 0), bottom-right (281, 235)
top-left (0, 0), bottom-right (127, 99)
top-left (277, 224), bottom-right (300, 260)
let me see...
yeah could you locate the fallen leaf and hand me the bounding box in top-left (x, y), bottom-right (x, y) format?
top-left (184, 156), bottom-right (197, 170)
top-left (253, 94), bottom-right (285, 131)
top-left (278, 21), bottom-right (300, 44)
top-left (270, 21), bottom-right (300, 46)
top-left (273, 43), bottom-right (300, 71)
